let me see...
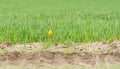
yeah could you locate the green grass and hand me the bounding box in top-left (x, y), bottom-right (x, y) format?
top-left (0, 0), bottom-right (120, 44)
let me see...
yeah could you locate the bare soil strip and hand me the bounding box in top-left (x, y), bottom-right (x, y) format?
top-left (0, 40), bottom-right (120, 67)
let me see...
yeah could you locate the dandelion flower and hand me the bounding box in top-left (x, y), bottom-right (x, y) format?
top-left (48, 30), bottom-right (53, 37)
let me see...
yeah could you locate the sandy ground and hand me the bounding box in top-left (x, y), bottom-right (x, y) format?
top-left (0, 40), bottom-right (120, 67)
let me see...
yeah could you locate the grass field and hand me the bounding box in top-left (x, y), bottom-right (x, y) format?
top-left (0, 0), bottom-right (120, 44)
top-left (0, 0), bottom-right (120, 69)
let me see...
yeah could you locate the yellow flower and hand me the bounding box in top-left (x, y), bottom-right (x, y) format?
top-left (48, 30), bottom-right (53, 37)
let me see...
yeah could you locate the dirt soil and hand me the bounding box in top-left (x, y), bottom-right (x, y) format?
top-left (0, 40), bottom-right (120, 67)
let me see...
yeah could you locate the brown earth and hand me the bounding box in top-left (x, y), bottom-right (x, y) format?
top-left (0, 40), bottom-right (120, 67)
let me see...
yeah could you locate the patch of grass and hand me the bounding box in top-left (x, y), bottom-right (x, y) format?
top-left (0, 12), bottom-right (120, 44)
top-left (0, 0), bottom-right (120, 44)
top-left (0, 64), bottom-right (120, 69)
